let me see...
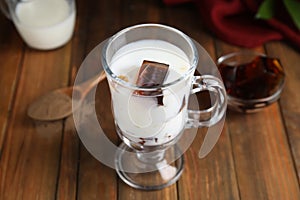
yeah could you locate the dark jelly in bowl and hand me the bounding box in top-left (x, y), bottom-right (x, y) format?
top-left (217, 51), bottom-right (285, 113)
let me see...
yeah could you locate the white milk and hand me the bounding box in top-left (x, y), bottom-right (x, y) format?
top-left (109, 40), bottom-right (192, 146)
top-left (14, 0), bottom-right (75, 50)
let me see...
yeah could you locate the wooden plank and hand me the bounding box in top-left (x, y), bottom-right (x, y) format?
top-left (77, 150), bottom-right (117, 200)
top-left (227, 104), bottom-right (300, 199)
top-left (179, 127), bottom-right (240, 200)
top-left (265, 42), bottom-right (300, 183)
top-left (216, 41), bottom-right (300, 199)
top-left (75, 0), bottom-right (120, 199)
top-left (118, 182), bottom-right (178, 200)
top-left (0, 15), bottom-right (24, 154)
top-left (56, 116), bottom-right (79, 200)
top-left (77, 78), bottom-right (118, 200)
top-left (55, 0), bottom-right (90, 198)
top-left (75, 45), bottom-right (119, 200)
top-left (0, 43), bottom-right (72, 199)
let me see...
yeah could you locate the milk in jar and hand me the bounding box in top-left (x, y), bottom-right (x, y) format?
top-left (14, 0), bottom-right (75, 50)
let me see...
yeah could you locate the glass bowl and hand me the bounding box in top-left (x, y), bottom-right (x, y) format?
top-left (217, 51), bottom-right (285, 113)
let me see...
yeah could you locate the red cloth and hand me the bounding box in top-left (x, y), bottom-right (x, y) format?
top-left (163, 0), bottom-right (300, 49)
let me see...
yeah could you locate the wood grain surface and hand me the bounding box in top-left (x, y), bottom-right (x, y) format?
top-left (0, 0), bottom-right (300, 199)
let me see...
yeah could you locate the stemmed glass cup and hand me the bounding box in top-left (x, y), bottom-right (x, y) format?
top-left (101, 24), bottom-right (227, 190)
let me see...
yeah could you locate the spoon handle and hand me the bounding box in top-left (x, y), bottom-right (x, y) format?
top-left (76, 71), bottom-right (106, 96)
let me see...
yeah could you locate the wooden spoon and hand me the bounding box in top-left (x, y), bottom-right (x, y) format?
top-left (27, 71), bottom-right (106, 121)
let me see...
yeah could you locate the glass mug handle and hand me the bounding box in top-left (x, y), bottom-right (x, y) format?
top-left (186, 75), bottom-right (227, 158)
top-left (186, 75), bottom-right (227, 128)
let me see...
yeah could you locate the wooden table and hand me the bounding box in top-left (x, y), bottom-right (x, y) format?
top-left (1, 0), bottom-right (300, 199)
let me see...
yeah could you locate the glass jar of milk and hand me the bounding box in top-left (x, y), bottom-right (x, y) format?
top-left (0, 0), bottom-right (76, 50)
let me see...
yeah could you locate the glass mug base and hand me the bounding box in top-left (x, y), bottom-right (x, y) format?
top-left (115, 143), bottom-right (184, 190)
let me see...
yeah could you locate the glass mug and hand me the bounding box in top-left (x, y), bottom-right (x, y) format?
top-left (101, 24), bottom-right (227, 190)
top-left (0, 0), bottom-right (76, 50)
